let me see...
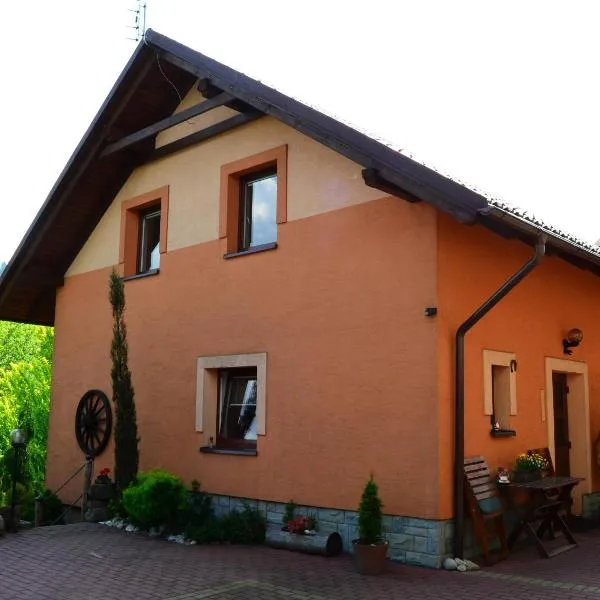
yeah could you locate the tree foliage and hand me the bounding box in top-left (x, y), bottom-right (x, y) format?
top-left (109, 269), bottom-right (139, 491)
top-left (0, 324), bottom-right (53, 502)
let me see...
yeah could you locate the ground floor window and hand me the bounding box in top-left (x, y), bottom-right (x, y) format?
top-left (196, 353), bottom-right (267, 454)
top-left (218, 367), bottom-right (258, 448)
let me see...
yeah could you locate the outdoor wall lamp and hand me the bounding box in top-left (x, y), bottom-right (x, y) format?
top-left (563, 328), bottom-right (583, 355)
top-left (9, 428), bottom-right (27, 532)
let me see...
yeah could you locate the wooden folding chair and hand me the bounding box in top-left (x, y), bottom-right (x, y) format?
top-left (464, 456), bottom-right (509, 565)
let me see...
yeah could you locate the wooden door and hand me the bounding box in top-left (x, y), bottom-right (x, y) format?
top-left (552, 372), bottom-right (571, 476)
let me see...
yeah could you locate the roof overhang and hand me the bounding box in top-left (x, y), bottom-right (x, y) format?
top-left (1, 30), bottom-right (599, 325)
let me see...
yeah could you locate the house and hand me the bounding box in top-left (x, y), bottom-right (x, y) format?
top-left (2, 30), bottom-right (600, 568)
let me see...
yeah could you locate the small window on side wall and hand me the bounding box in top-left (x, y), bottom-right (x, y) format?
top-left (483, 350), bottom-right (517, 437)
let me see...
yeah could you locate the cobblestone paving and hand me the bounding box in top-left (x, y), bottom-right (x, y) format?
top-left (2, 523), bottom-right (600, 599)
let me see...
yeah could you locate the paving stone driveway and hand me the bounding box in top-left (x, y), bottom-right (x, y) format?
top-left (2, 523), bottom-right (600, 599)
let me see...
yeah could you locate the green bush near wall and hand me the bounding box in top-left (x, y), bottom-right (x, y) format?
top-left (122, 470), bottom-right (188, 530)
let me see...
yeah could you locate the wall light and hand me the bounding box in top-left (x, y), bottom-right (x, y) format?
top-left (563, 328), bottom-right (583, 355)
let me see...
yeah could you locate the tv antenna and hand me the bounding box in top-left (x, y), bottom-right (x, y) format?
top-left (128, 1), bottom-right (147, 42)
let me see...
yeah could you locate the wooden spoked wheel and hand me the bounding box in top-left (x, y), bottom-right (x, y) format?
top-left (75, 390), bottom-right (112, 458)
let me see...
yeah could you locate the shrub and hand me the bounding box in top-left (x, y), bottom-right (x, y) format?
top-left (357, 475), bottom-right (383, 544)
top-left (39, 489), bottom-right (64, 525)
top-left (178, 483), bottom-right (213, 536)
top-left (186, 504), bottom-right (266, 545)
top-left (221, 505), bottom-right (266, 544)
top-left (122, 470), bottom-right (187, 530)
top-left (108, 496), bottom-right (128, 519)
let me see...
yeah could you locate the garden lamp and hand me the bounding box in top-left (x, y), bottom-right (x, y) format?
top-left (9, 428), bottom-right (27, 532)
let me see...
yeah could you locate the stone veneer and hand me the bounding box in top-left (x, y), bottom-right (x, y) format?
top-left (211, 494), bottom-right (454, 568)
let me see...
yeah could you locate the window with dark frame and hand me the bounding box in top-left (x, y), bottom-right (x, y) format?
top-left (217, 367), bottom-right (258, 448)
top-left (239, 169), bottom-right (278, 252)
top-left (138, 207), bottom-right (161, 273)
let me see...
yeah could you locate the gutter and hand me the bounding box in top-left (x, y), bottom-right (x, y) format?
top-left (453, 234), bottom-right (546, 558)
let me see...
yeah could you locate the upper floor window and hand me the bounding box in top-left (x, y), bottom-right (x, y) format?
top-left (220, 145), bottom-right (287, 258)
top-left (239, 169), bottom-right (277, 252)
top-left (139, 208), bottom-right (161, 272)
top-left (119, 186), bottom-right (169, 278)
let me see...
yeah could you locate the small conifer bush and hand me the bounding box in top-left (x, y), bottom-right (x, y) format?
top-left (357, 475), bottom-right (384, 544)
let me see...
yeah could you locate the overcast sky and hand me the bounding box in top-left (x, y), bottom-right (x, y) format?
top-left (1, 1), bottom-right (599, 263)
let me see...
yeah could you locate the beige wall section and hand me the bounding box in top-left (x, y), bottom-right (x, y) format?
top-left (67, 111), bottom-right (383, 276)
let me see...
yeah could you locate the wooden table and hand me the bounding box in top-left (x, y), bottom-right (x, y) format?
top-left (503, 476), bottom-right (583, 558)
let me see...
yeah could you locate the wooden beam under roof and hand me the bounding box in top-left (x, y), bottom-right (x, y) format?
top-left (146, 111), bottom-right (263, 163)
top-left (362, 168), bottom-right (422, 203)
top-left (101, 91), bottom-right (233, 157)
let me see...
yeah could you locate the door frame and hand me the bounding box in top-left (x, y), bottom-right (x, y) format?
top-left (544, 357), bottom-right (591, 513)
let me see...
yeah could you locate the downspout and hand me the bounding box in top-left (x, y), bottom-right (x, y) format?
top-left (453, 234), bottom-right (546, 558)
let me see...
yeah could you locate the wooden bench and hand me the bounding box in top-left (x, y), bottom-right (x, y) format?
top-left (464, 456), bottom-right (508, 564)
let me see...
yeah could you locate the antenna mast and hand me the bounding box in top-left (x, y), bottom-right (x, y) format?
top-left (127, 1), bottom-right (147, 42)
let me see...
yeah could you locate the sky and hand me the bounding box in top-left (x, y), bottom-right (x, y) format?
top-left (1, 1), bottom-right (600, 263)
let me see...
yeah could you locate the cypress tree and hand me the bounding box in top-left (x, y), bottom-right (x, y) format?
top-left (109, 269), bottom-right (139, 491)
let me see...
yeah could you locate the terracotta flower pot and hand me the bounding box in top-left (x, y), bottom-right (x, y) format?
top-left (352, 540), bottom-right (389, 575)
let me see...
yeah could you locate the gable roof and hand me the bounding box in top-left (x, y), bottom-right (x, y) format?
top-left (1, 29), bottom-right (599, 326)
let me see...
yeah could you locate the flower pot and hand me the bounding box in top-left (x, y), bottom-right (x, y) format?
top-left (89, 483), bottom-right (117, 502)
top-left (512, 469), bottom-right (541, 483)
top-left (352, 540), bottom-right (389, 575)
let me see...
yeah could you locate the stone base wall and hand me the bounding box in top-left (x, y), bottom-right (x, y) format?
top-left (211, 494), bottom-right (453, 568)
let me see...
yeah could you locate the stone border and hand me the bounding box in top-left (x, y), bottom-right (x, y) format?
top-left (211, 494), bottom-right (453, 568)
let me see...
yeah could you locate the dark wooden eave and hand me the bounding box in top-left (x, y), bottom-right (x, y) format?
top-left (2, 29), bottom-right (600, 326)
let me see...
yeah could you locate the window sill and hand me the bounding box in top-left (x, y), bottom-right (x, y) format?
top-left (490, 429), bottom-right (516, 438)
top-left (224, 242), bottom-right (277, 260)
top-left (199, 446), bottom-right (257, 456)
top-left (121, 268), bottom-right (160, 282)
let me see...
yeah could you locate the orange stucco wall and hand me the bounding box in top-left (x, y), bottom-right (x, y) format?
top-left (48, 196), bottom-right (441, 518)
top-left (437, 213), bottom-right (600, 518)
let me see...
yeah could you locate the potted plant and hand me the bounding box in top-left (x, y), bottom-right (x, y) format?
top-left (512, 452), bottom-right (546, 482)
top-left (89, 468), bottom-right (117, 502)
top-left (352, 475), bottom-right (388, 575)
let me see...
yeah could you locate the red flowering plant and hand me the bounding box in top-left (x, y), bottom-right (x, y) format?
top-left (282, 500), bottom-right (318, 535)
top-left (287, 516), bottom-right (308, 534)
top-left (95, 468), bottom-right (112, 484)
top-left (286, 514), bottom-right (318, 535)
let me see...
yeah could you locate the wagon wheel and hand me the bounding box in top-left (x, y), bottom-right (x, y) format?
top-left (75, 390), bottom-right (112, 458)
